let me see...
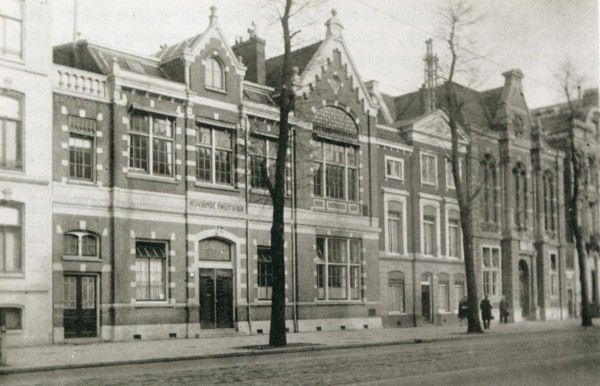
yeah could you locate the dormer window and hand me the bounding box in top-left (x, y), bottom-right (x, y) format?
top-left (205, 57), bottom-right (224, 90)
top-left (63, 232), bottom-right (99, 259)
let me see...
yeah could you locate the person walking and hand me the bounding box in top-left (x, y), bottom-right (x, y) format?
top-left (458, 296), bottom-right (469, 327)
top-left (499, 295), bottom-right (510, 324)
top-left (480, 295), bottom-right (493, 329)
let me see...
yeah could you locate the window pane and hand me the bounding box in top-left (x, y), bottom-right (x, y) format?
top-left (135, 259), bottom-right (149, 300)
top-left (350, 266), bottom-right (360, 299)
top-left (63, 277), bottom-right (77, 309)
top-left (326, 164), bottom-right (344, 199)
top-left (149, 259), bottom-right (165, 300)
top-left (152, 138), bottom-right (173, 176)
top-left (131, 114), bottom-right (149, 133)
top-left (2, 228), bottom-right (21, 272)
top-left (129, 135), bottom-right (148, 171)
top-left (81, 277), bottom-right (95, 309)
top-left (313, 162), bottom-right (323, 196)
top-left (69, 134), bottom-right (94, 180)
top-left (5, 19), bottom-right (21, 55)
top-left (152, 117), bottom-right (172, 137)
top-left (349, 239), bottom-right (361, 263)
top-left (81, 235), bottom-right (97, 256)
top-left (1, 120), bottom-right (20, 168)
top-left (327, 238), bottom-right (346, 263)
top-left (328, 265), bottom-right (347, 299)
top-left (63, 234), bottom-right (78, 255)
top-left (215, 149), bottom-right (232, 184)
top-left (316, 237), bottom-right (325, 261)
top-left (214, 130), bottom-right (232, 149)
top-left (197, 127), bottom-right (212, 145)
top-left (196, 146), bottom-right (212, 181)
top-left (317, 264), bottom-right (325, 299)
top-left (0, 206), bottom-right (19, 225)
top-left (199, 239), bottom-right (231, 261)
top-left (0, 95), bottom-right (20, 119)
top-left (348, 168), bottom-right (358, 201)
top-left (250, 155), bottom-right (266, 188)
top-left (257, 247), bottom-right (272, 300)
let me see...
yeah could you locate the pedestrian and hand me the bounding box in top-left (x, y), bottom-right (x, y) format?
top-left (499, 295), bottom-right (509, 324)
top-left (458, 296), bottom-right (469, 327)
top-left (480, 294), bottom-right (493, 329)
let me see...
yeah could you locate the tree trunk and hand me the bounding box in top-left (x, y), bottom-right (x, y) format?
top-left (268, 0), bottom-right (295, 347)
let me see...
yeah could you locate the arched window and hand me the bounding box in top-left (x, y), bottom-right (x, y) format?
top-left (387, 201), bottom-right (404, 254)
top-left (63, 231), bottom-right (99, 258)
top-left (199, 238), bottom-right (231, 261)
top-left (513, 163), bottom-right (528, 230)
top-left (0, 92), bottom-right (23, 170)
top-left (438, 273), bottom-right (450, 312)
top-left (205, 57), bottom-right (224, 90)
top-left (388, 271), bottom-right (405, 312)
top-left (0, 203), bottom-right (21, 273)
top-left (481, 154), bottom-right (497, 223)
top-left (422, 205), bottom-right (437, 256)
top-left (543, 170), bottom-right (556, 233)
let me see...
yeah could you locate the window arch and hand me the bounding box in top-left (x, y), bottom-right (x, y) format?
top-left (480, 154), bottom-right (497, 223)
top-left (199, 238), bottom-right (231, 261)
top-left (0, 203), bottom-right (22, 273)
top-left (63, 231), bottom-right (99, 258)
top-left (205, 57), bottom-right (224, 90)
top-left (388, 270), bottom-right (405, 312)
top-left (0, 91), bottom-right (23, 170)
top-left (512, 162), bottom-right (528, 230)
top-left (387, 200), bottom-right (404, 254)
top-left (543, 170), bottom-right (556, 233)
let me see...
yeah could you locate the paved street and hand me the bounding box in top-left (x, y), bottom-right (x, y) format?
top-left (2, 327), bottom-right (598, 385)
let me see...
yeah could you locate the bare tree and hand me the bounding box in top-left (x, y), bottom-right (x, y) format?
top-left (558, 60), bottom-right (593, 327)
top-left (260, 0), bottom-right (325, 347)
top-left (439, 0), bottom-right (484, 333)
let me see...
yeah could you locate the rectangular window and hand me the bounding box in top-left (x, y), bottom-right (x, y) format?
top-left (438, 275), bottom-right (450, 312)
top-left (482, 246), bottom-right (501, 297)
top-left (550, 253), bottom-right (558, 296)
top-left (0, 307), bottom-right (22, 330)
top-left (257, 247), bottom-right (272, 300)
top-left (448, 217), bottom-right (460, 259)
top-left (385, 157), bottom-right (404, 181)
top-left (69, 134), bottom-right (94, 180)
top-left (250, 136), bottom-right (291, 192)
top-left (566, 252), bottom-right (574, 270)
top-left (388, 271), bottom-right (405, 313)
top-left (313, 140), bottom-right (359, 201)
top-left (446, 158), bottom-right (462, 189)
top-left (316, 236), bottom-right (361, 300)
top-left (423, 215), bottom-right (436, 256)
top-left (135, 241), bottom-right (167, 301)
top-left (387, 201), bottom-right (404, 254)
top-left (0, 205), bottom-right (21, 273)
top-left (196, 125), bottom-right (232, 184)
top-left (128, 112), bottom-right (174, 177)
top-left (0, 0), bottom-right (22, 58)
top-left (0, 93), bottom-right (22, 170)
top-left (421, 153), bottom-right (437, 186)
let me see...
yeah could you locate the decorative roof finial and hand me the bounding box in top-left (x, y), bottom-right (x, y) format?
top-left (209, 5), bottom-right (218, 27)
top-left (325, 8), bottom-right (343, 39)
top-left (248, 21), bottom-right (256, 39)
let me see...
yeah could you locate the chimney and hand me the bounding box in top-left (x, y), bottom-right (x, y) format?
top-left (423, 39), bottom-right (438, 113)
top-left (502, 68), bottom-right (524, 87)
top-left (325, 9), bottom-right (344, 39)
top-left (232, 22), bottom-right (266, 85)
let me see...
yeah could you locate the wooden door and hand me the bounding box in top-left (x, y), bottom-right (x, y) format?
top-left (64, 275), bottom-right (97, 338)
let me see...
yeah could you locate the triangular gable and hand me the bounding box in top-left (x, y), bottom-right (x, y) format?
top-left (411, 109), bottom-right (469, 143)
top-left (298, 37), bottom-right (378, 116)
top-left (187, 22), bottom-right (246, 76)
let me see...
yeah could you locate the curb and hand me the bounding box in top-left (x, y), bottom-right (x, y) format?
top-left (0, 334), bottom-right (472, 375)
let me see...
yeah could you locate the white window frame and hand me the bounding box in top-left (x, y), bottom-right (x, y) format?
top-left (481, 245), bottom-right (501, 299)
top-left (388, 270), bottom-right (406, 315)
top-left (134, 240), bottom-right (169, 303)
top-left (128, 111), bottom-right (175, 178)
top-left (445, 157), bottom-right (462, 190)
top-left (437, 273), bottom-right (451, 313)
top-left (445, 203), bottom-right (463, 259)
top-left (384, 192), bottom-right (408, 256)
top-left (204, 56), bottom-right (225, 91)
top-left (316, 236), bottom-right (362, 301)
top-left (384, 155), bottom-right (404, 181)
top-left (420, 198), bottom-right (441, 257)
top-left (0, 0), bottom-right (22, 59)
top-left (62, 231), bottom-right (100, 261)
top-left (0, 203), bottom-right (22, 275)
top-left (420, 151), bottom-right (438, 186)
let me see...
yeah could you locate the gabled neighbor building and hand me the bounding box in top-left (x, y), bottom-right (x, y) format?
top-left (47, 6), bottom-right (576, 344)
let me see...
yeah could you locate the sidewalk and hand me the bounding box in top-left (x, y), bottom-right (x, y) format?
top-left (0, 319), bottom-right (591, 375)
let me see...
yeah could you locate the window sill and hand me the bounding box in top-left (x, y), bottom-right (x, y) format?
top-left (62, 255), bottom-right (102, 262)
top-left (126, 172), bottom-right (178, 184)
top-left (421, 182), bottom-right (438, 187)
top-left (315, 300), bottom-right (364, 305)
top-left (385, 176), bottom-right (405, 182)
top-left (194, 182), bottom-right (238, 192)
top-left (0, 273), bottom-right (25, 279)
top-left (66, 179), bottom-right (96, 187)
top-left (205, 86), bottom-right (227, 95)
top-left (437, 310), bottom-right (452, 315)
top-left (0, 55), bottom-right (25, 66)
top-left (133, 301), bottom-right (172, 308)
top-left (388, 311), bottom-right (407, 316)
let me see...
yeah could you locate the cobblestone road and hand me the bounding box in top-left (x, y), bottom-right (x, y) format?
top-left (2, 327), bottom-right (598, 385)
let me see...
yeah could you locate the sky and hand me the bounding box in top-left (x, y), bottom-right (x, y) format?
top-left (51, 0), bottom-right (599, 108)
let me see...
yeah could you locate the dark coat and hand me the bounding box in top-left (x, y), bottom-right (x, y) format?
top-left (458, 300), bottom-right (469, 319)
top-left (480, 298), bottom-right (493, 320)
top-left (499, 299), bottom-right (509, 316)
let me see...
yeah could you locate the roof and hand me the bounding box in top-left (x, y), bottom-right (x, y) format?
top-left (265, 41), bottom-right (323, 88)
top-left (54, 41), bottom-right (168, 80)
top-left (389, 83), bottom-right (504, 130)
top-left (153, 35), bottom-right (202, 62)
top-left (243, 88), bottom-right (275, 106)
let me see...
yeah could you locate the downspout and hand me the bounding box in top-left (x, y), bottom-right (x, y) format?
top-left (243, 113), bottom-right (252, 334)
top-left (183, 62), bottom-right (191, 336)
top-left (411, 149), bottom-right (418, 327)
top-left (291, 124), bottom-right (299, 333)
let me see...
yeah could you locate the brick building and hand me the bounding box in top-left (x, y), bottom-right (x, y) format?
top-left (47, 7), bottom-right (575, 343)
top-left (0, 0), bottom-right (54, 346)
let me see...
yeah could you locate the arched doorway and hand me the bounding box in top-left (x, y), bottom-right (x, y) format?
top-left (198, 238), bottom-right (234, 329)
top-left (421, 273), bottom-right (433, 323)
top-left (518, 260), bottom-right (530, 319)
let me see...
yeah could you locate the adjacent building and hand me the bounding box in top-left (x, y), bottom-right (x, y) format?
top-left (0, 0), bottom-right (53, 346)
